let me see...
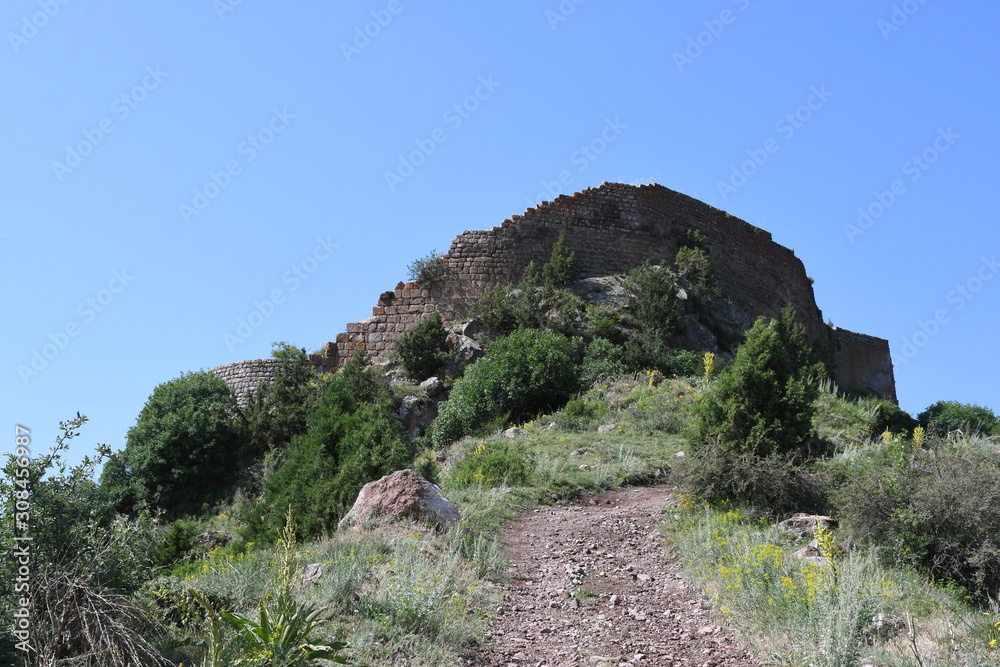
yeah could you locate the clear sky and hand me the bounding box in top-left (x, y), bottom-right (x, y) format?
top-left (4, 1), bottom-right (998, 467)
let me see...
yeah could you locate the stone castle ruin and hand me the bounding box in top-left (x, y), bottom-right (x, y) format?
top-left (213, 182), bottom-right (896, 402)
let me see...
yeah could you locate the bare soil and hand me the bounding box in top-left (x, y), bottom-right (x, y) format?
top-left (467, 486), bottom-right (758, 667)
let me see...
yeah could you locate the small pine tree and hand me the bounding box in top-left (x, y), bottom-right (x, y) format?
top-left (395, 312), bottom-right (450, 380)
top-left (692, 315), bottom-right (818, 458)
top-left (542, 230), bottom-right (577, 288)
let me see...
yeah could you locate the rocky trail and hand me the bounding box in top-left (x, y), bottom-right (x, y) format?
top-left (468, 486), bottom-right (758, 667)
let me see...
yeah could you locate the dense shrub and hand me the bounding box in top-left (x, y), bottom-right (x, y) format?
top-left (395, 311), bottom-right (450, 380)
top-left (918, 400), bottom-right (999, 436)
top-left (542, 229), bottom-right (578, 288)
top-left (101, 371), bottom-right (245, 517)
top-left (554, 396), bottom-right (611, 431)
top-left (580, 338), bottom-right (628, 388)
top-left (433, 329), bottom-right (580, 444)
top-left (449, 441), bottom-right (535, 487)
top-left (242, 342), bottom-right (320, 455)
top-left (467, 280), bottom-right (543, 335)
top-left (245, 355), bottom-right (412, 542)
top-left (673, 439), bottom-right (824, 515)
top-left (673, 246), bottom-right (715, 303)
top-left (622, 261), bottom-right (683, 339)
top-left (831, 435), bottom-right (1000, 599)
top-left (152, 520), bottom-right (200, 569)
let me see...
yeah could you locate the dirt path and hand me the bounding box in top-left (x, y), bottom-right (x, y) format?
top-left (468, 486), bottom-right (757, 667)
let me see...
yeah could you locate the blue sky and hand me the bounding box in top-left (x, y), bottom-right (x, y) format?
top-left (4, 1), bottom-right (998, 467)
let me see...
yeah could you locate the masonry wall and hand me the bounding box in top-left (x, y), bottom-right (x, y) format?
top-left (210, 352), bottom-right (339, 405)
top-left (832, 327), bottom-right (897, 401)
top-left (210, 359), bottom-right (286, 406)
top-left (331, 181), bottom-right (895, 401)
top-left (335, 182), bottom-right (830, 361)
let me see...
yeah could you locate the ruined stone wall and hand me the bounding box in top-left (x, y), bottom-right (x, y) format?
top-left (336, 182), bottom-right (828, 360)
top-left (333, 181), bottom-right (895, 400)
top-left (832, 327), bottom-right (897, 401)
top-left (210, 359), bottom-right (286, 406)
top-left (210, 353), bottom-right (340, 405)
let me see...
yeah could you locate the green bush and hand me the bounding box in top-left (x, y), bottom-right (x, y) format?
top-left (101, 371), bottom-right (245, 517)
top-left (542, 229), bottom-right (577, 288)
top-left (918, 400), bottom-right (999, 436)
top-left (450, 441), bottom-right (535, 487)
top-left (246, 356), bottom-right (412, 542)
top-left (673, 439), bottom-right (824, 514)
top-left (554, 396), bottom-right (611, 431)
top-left (467, 281), bottom-right (542, 335)
top-left (433, 329), bottom-right (580, 445)
top-left (580, 338), bottom-right (628, 388)
top-left (673, 246), bottom-right (715, 303)
top-left (831, 435), bottom-right (1000, 599)
top-left (691, 315), bottom-right (819, 459)
top-left (243, 342), bottom-right (320, 455)
top-left (407, 250), bottom-right (448, 286)
top-left (622, 261), bottom-right (683, 339)
top-left (395, 311), bottom-right (450, 380)
top-left (153, 520), bottom-right (201, 569)
top-left (678, 226), bottom-right (710, 254)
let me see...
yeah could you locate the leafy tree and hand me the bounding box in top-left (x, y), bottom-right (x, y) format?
top-left (692, 315), bottom-right (818, 458)
top-left (918, 400), bottom-right (999, 436)
top-left (246, 354), bottom-right (411, 542)
top-left (542, 229), bottom-right (578, 288)
top-left (433, 329), bottom-right (581, 444)
top-left (101, 371), bottom-right (245, 517)
top-left (243, 342), bottom-right (320, 455)
top-left (395, 311), bottom-right (450, 380)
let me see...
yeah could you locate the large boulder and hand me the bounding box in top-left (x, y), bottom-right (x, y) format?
top-left (338, 469), bottom-right (460, 530)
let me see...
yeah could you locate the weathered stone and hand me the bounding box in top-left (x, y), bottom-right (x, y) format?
top-left (503, 427), bottom-right (523, 439)
top-left (297, 562), bottom-right (323, 592)
top-left (196, 531), bottom-right (230, 550)
top-left (338, 469), bottom-right (460, 530)
top-left (777, 513), bottom-right (837, 539)
top-left (462, 319), bottom-right (486, 338)
top-left (420, 376), bottom-right (444, 397)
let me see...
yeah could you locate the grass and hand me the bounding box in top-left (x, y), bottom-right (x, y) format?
top-left (662, 498), bottom-right (1000, 666)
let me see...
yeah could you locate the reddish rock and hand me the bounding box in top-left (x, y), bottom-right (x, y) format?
top-left (338, 469), bottom-right (459, 530)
